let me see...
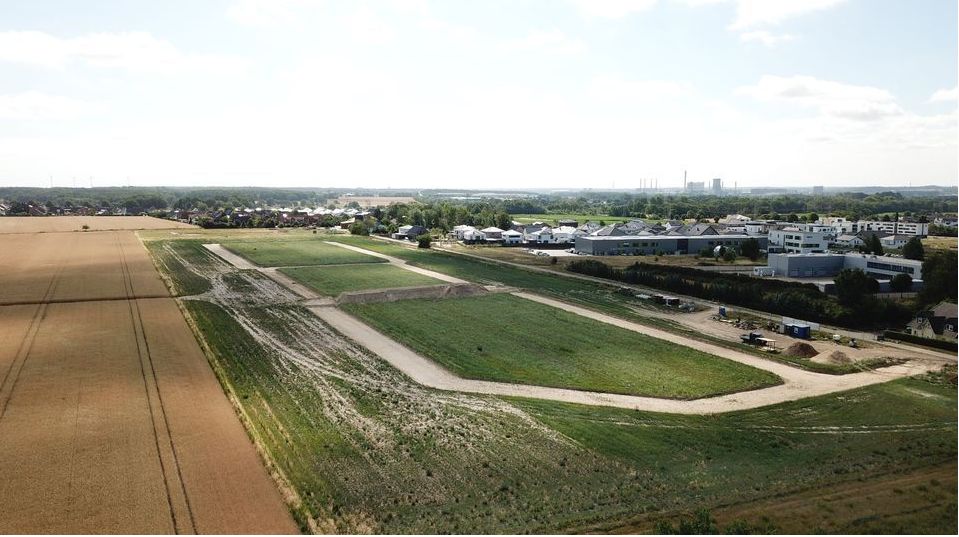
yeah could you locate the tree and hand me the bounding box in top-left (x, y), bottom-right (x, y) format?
top-left (699, 247), bottom-right (713, 258)
top-left (866, 233), bottom-right (884, 255)
top-left (902, 236), bottom-right (924, 260)
top-left (834, 269), bottom-right (879, 306)
top-left (349, 222), bottom-right (368, 236)
top-left (739, 238), bottom-right (761, 261)
top-left (889, 273), bottom-right (913, 292)
top-left (920, 251), bottom-right (958, 304)
top-left (808, 212), bottom-right (819, 223)
top-left (494, 211), bottom-right (511, 230)
top-left (416, 234), bottom-right (431, 249)
top-left (722, 249), bottom-right (737, 262)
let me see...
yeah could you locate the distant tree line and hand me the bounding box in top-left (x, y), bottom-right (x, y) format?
top-left (565, 259), bottom-right (913, 330)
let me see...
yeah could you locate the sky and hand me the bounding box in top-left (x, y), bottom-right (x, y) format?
top-left (0, 0), bottom-right (956, 190)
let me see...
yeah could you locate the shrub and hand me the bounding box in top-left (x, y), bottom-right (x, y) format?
top-left (416, 234), bottom-right (432, 249)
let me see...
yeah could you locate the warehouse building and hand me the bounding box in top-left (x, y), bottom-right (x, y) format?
top-left (765, 253), bottom-right (924, 280)
top-left (574, 234), bottom-right (767, 256)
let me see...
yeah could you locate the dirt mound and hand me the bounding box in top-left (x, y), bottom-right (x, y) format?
top-left (826, 351), bottom-right (851, 364)
top-left (784, 342), bottom-right (819, 358)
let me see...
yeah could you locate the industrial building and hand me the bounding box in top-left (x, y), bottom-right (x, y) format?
top-left (764, 253), bottom-right (924, 280)
top-left (574, 234), bottom-right (767, 256)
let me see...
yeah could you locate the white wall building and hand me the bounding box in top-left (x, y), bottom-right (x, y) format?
top-left (768, 226), bottom-right (830, 254)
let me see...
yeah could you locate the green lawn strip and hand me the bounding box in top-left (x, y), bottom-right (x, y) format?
top-left (327, 236), bottom-right (909, 376)
top-left (510, 213), bottom-right (614, 225)
top-left (279, 263), bottom-right (442, 296)
top-left (510, 372), bottom-right (958, 532)
top-left (344, 293), bottom-right (781, 399)
top-left (222, 239), bottom-right (387, 267)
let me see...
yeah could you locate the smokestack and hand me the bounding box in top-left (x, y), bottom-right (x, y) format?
top-left (683, 170), bottom-right (687, 190)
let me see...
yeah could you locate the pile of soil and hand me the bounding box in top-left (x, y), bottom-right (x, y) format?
top-left (827, 351), bottom-right (851, 364)
top-left (784, 342), bottom-right (819, 358)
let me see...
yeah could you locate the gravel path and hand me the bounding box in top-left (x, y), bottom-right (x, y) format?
top-left (205, 241), bottom-right (947, 415)
top-left (323, 241), bottom-right (469, 284)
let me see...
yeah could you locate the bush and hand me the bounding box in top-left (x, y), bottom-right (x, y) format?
top-left (722, 249), bottom-right (737, 262)
top-left (889, 273), bottom-right (913, 292)
top-left (416, 234), bottom-right (432, 248)
top-left (883, 331), bottom-right (958, 352)
top-left (739, 237), bottom-right (761, 261)
top-left (349, 222), bottom-right (368, 236)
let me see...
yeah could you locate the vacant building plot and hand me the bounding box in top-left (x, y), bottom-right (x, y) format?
top-left (343, 293), bottom-right (781, 399)
top-left (0, 229), bottom-right (296, 534)
top-left (222, 239), bottom-right (387, 267)
top-left (0, 215), bottom-right (194, 234)
top-left (144, 233), bottom-right (958, 534)
top-left (281, 263), bottom-right (443, 296)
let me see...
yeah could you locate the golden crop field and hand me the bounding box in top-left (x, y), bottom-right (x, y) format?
top-left (0, 220), bottom-right (297, 534)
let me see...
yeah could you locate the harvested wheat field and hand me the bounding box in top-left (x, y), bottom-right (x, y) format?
top-left (0, 228), bottom-right (297, 534)
top-left (0, 215), bottom-right (195, 234)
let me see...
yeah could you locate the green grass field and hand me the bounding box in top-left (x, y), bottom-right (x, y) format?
top-left (344, 293), bottom-right (781, 399)
top-left (510, 213), bottom-right (615, 225)
top-left (146, 232), bottom-right (957, 534)
top-left (280, 263), bottom-right (442, 295)
top-left (222, 239), bottom-right (387, 267)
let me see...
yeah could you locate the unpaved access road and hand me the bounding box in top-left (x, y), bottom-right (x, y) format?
top-left (0, 230), bottom-right (297, 534)
top-left (206, 240), bottom-right (947, 415)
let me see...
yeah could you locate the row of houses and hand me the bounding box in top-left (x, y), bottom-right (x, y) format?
top-left (0, 203), bottom-right (126, 217)
top-left (170, 206), bottom-right (370, 226)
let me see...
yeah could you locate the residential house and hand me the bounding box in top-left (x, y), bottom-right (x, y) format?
top-left (880, 234), bottom-right (911, 249)
top-left (392, 225), bottom-right (427, 240)
top-left (907, 302), bottom-right (958, 341)
top-left (479, 227), bottom-right (505, 242)
top-left (501, 229), bottom-right (523, 244)
top-left (833, 234), bottom-right (865, 248)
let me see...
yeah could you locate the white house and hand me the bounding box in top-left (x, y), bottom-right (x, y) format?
top-left (526, 226), bottom-right (553, 244)
top-left (833, 234), bottom-right (865, 248)
top-left (880, 234), bottom-right (910, 249)
top-left (501, 229), bottom-right (522, 244)
top-left (452, 224), bottom-right (477, 240)
top-left (551, 226), bottom-right (583, 244)
top-left (768, 226), bottom-right (830, 254)
top-left (480, 227), bottom-right (505, 241)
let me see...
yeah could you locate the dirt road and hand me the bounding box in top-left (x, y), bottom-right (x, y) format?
top-left (0, 229), bottom-right (297, 534)
top-left (206, 240), bottom-right (946, 415)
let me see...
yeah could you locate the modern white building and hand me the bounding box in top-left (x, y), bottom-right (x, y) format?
top-left (821, 217), bottom-right (929, 237)
top-left (768, 226), bottom-right (831, 254)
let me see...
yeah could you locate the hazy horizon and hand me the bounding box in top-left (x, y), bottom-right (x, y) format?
top-left (1, 0), bottom-right (957, 189)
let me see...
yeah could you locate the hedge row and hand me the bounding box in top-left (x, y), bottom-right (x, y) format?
top-left (566, 259), bottom-right (912, 330)
top-left (882, 331), bottom-right (958, 352)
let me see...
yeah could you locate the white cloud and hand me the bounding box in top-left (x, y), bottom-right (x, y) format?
top-left (569, 0), bottom-right (658, 18)
top-left (728, 0), bottom-right (847, 30)
top-left (226, 0), bottom-right (325, 27)
top-left (501, 29), bottom-right (586, 55)
top-left (0, 91), bottom-right (99, 120)
top-left (0, 31), bottom-right (245, 75)
top-left (589, 75), bottom-right (693, 101)
top-left (737, 75), bottom-right (903, 121)
top-left (739, 30), bottom-right (795, 46)
top-left (341, 6), bottom-right (395, 44)
top-left (929, 86), bottom-right (958, 103)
